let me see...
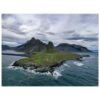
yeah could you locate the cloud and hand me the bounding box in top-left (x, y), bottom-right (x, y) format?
top-left (2, 41), bottom-right (19, 47)
top-left (66, 37), bottom-right (98, 41)
top-left (2, 28), bottom-right (26, 45)
top-left (2, 14), bottom-right (98, 50)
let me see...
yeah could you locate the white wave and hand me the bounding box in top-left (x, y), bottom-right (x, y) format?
top-left (26, 68), bottom-right (51, 76)
top-left (8, 61), bottom-right (16, 69)
top-left (26, 68), bottom-right (62, 79)
top-left (26, 67), bottom-right (62, 79)
top-left (8, 65), bottom-right (24, 70)
top-left (8, 65), bottom-right (14, 69)
top-left (39, 71), bottom-right (51, 76)
top-left (63, 63), bottom-right (70, 67)
top-left (52, 70), bottom-right (62, 79)
top-left (26, 68), bottom-right (36, 73)
top-left (73, 61), bottom-right (84, 66)
top-left (7, 63), bottom-right (62, 79)
top-left (14, 67), bottom-right (24, 70)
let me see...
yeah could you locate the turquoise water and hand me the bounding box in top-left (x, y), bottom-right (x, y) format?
top-left (2, 51), bottom-right (98, 86)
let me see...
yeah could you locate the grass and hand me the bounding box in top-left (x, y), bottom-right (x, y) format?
top-left (16, 52), bottom-right (80, 67)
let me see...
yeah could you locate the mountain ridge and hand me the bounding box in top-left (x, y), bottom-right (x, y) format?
top-left (2, 37), bottom-right (91, 52)
top-left (56, 43), bottom-right (91, 52)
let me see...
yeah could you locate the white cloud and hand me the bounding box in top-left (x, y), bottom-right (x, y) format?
top-left (2, 28), bottom-right (24, 39)
top-left (19, 24), bottom-right (36, 33)
top-left (2, 41), bottom-right (19, 47)
top-left (2, 16), bottom-right (16, 26)
top-left (2, 14), bottom-right (98, 50)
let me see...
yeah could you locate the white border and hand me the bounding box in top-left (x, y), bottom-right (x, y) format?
top-left (0, 0), bottom-right (100, 100)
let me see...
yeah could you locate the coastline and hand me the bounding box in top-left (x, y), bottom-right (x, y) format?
top-left (5, 51), bottom-right (90, 74)
top-left (12, 56), bottom-right (83, 74)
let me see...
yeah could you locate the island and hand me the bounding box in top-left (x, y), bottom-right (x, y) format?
top-left (13, 52), bottom-right (82, 73)
top-left (3, 37), bottom-right (90, 74)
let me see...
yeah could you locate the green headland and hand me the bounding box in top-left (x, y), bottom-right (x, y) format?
top-left (13, 52), bottom-right (81, 73)
top-left (12, 37), bottom-right (89, 73)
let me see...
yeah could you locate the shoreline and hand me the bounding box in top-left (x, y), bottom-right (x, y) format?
top-left (5, 51), bottom-right (90, 74)
top-left (12, 56), bottom-right (83, 74)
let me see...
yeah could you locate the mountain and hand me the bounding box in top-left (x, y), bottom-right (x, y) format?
top-left (2, 45), bottom-right (12, 50)
top-left (56, 43), bottom-right (91, 52)
top-left (2, 37), bottom-right (91, 53)
top-left (15, 37), bottom-right (55, 53)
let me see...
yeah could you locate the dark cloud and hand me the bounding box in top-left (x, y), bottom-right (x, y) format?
top-left (63, 30), bottom-right (75, 34)
top-left (2, 14), bottom-right (14, 19)
top-left (47, 32), bottom-right (55, 35)
top-left (66, 37), bottom-right (98, 41)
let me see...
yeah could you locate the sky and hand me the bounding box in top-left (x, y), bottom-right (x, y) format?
top-left (2, 14), bottom-right (98, 50)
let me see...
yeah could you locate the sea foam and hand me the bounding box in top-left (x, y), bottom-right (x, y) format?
top-left (26, 68), bottom-right (51, 76)
top-left (73, 61), bottom-right (84, 66)
top-left (8, 62), bottom-right (62, 79)
top-left (52, 69), bottom-right (62, 79)
top-left (63, 63), bottom-right (71, 67)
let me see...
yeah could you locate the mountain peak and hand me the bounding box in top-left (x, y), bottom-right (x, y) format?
top-left (15, 37), bottom-right (56, 53)
top-left (31, 37), bottom-right (35, 40)
top-left (3, 37), bottom-right (91, 53)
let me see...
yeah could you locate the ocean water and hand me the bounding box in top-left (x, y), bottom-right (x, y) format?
top-left (2, 51), bottom-right (98, 86)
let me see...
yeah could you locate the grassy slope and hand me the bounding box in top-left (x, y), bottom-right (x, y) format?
top-left (15, 52), bottom-right (80, 67)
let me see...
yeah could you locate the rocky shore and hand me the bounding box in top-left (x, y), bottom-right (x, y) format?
top-left (12, 55), bottom-right (87, 73)
top-left (12, 50), bottom-right (89, 73)
top-left (13, 60), bottom-right (66, 73)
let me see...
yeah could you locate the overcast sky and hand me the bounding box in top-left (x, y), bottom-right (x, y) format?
top-left (2, 14), bottom-right (98, 50)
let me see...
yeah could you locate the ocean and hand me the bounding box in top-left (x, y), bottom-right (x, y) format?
top-left (2, 50), bottom-right (98, 86)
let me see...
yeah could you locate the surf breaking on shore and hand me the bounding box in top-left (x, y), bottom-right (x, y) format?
top-left (8, 59), bottom-right (84, 79)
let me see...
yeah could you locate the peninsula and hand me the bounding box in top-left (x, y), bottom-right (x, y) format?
top-left (10, 37), bottom-right (89, 73)
top-left (13, 52), bottom-right (81, 73)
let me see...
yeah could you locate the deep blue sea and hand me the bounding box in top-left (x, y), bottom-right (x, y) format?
top-left (2, 50), bottom-right (98, 86)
